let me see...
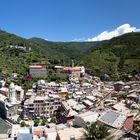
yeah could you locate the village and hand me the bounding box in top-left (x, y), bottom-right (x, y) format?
top-left (0, 63), bottom-right (140, 140)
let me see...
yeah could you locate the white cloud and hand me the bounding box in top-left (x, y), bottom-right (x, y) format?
top-left (87, 24), bottom-right (140, 41)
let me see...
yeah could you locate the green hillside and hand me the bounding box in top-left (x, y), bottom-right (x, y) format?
top-left (0, 30), bottom-right (99, 75)
top-left (29, 37), bottom-right (100, 64)
top-left (78, 32), bottom-right (140, 79)
top-left (0, 30), bottom-right (140, 80)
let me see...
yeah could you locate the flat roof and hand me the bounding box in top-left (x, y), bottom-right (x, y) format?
top-left (67, 99), bottom-right (77, 107)
top-left (112, 102), bottom-right (131, 115)
top-left (98, 110), bottom-right (127, 129)
top-left (73, 104), bottom-right (86, 111)
top-left (0, 87), bottom-right (8, 92)
top-left (57, 127), bottom-right (85, 140)
top-left (76, 111), bottom-right (99, 123)
top-left (34, 95), bottom-right (49, 101)
top-left (75, 91), bottom-right (83, 95)
top-left (83, 100), bottom-right (93, 106)
top-left (86, 96), bottom-right (96, 101)
top-left (29, 65), bottom-right (47, 70)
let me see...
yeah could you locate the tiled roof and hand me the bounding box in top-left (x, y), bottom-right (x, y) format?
top-left (63, 67), bottom-right (81, 71)
top-left (123, 116), bottom-right (133, 131)
top-left (33, 130), bottom-right (45, 136)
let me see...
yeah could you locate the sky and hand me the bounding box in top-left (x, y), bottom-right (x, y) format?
top-left (0, 0), bottom-right (140, 41)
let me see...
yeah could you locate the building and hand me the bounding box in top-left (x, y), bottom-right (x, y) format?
top-left (29, 65), bottom-right (47, 78)
top-left (59, 101), bottom-right (78, 123)
top-left (0, 87), bottom-right (9, 96)
top-left (0, 94), bottom-right (20, 120)
top-left (98, 110), bottom-right (127, 129)
top-left (56, 127), bottom-right (85, 140)
top-left (82, 100), bottom-right (93, 108)
top-left (73, 111), bottom-right (99, 128)
top-left (114, 81), bottom-right (125, 91)
top-left (24, 94), bottom-right (61, 118)
top-left (59, 87), bottom-right (68, 99)
top-left (8, 83), bottom-right (24, 104)
top-left (63, 66), bottom-right (85, 80)
top-left (0, 83), bottom-right (24, 120)
top-left (17, 127), bottom-right (33, 140)
top-left (112, 102), bottom-right (131, 115)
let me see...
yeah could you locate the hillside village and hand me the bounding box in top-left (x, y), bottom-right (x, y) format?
top-left (1, 0), bottom-right (140, 139)
top-left (0, 62), bottom-right (140, 140)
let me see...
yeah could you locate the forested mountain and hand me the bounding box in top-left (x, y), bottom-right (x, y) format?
top-left (29, 37), bottom-right (100, 63)
top-left (78, 32), bottom-right (140, 79)
top-left (0, 30), bottom-right (100, 75)
top-left (0, 30), bottom-right (140, 80)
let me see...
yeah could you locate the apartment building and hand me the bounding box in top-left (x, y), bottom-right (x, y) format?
top-left (24, 94), bottom-right (61, 118)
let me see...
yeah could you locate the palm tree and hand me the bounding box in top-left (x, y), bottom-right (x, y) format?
top-left (134, 127), bottom-right (140, 140)
top-left (83, 122), bottom-right (113, 140)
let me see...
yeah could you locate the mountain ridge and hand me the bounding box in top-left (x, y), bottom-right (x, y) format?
top-left (0, 30), bottom-right (140, 80)
top-left (78, 32), bottom-right (140, 79)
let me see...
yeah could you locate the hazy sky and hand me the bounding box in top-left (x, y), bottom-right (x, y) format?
top-left (0, 0), bottom-right (140, 41)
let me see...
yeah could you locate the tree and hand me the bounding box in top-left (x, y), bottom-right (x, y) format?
top-left (47, 74), bottom-right (52, 82)
top-left (50, 117), bottom-right (57, 123)
top-left (41, 117), bottom-right (47, 126)
top-left (56, 76), bottom-right (61, 84)
top-left (34, 118), bottom-right (40, 126)
top-left (20, 121), bottom-right (26, 127)
top-left (134, 127), bottom-right (140, 139)
top-left (83, 122), bottom-right (113, 140)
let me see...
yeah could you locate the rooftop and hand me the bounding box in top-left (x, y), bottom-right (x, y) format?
top-left (112, 102), bottom-right (131, 115)
top-left (57, 127), bottom-right (85, 140)
top-left (86, 96), bottom-right (96, 102)
top-left (0, 94), bottom-right (7, 102)
top-left (76, 111), bottom-right (99, 123)
top-left (63, 67), bottom-right (81, 71)
top-left (29, 65), bottom-right (46, 69)
top-left (98, 110), bottom-right (127, 129)
top-left (83, 100), bottom-right (93, 106)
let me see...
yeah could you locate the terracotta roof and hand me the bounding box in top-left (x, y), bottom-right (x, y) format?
top-left (123, 116), bottom-right (134, 131)
top-left (33, 130), bottom-right (45, 136)
top-left (63, 67), bottom-right (81, 71)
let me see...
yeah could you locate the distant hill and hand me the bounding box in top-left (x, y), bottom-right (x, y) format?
top-left (29, 37), bottom-right (101, 64)
top-left (78, 32), bottom-right (140, 79)
top-left (0, 30), bottom-right (100, 75)
top-left (0, 30), bottom-right (140, 80)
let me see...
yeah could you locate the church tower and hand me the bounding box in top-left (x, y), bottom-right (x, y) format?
top-left (9, 83), bottom-right (16, 104)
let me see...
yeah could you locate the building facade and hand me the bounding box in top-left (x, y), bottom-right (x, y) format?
top-left (29, 65), bottom-right (47, 78)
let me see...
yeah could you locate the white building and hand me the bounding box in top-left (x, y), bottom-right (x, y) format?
top-left (9, 83), bottom-right (24, 104)
top-left (73, 111), bottom-right (99, 128)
